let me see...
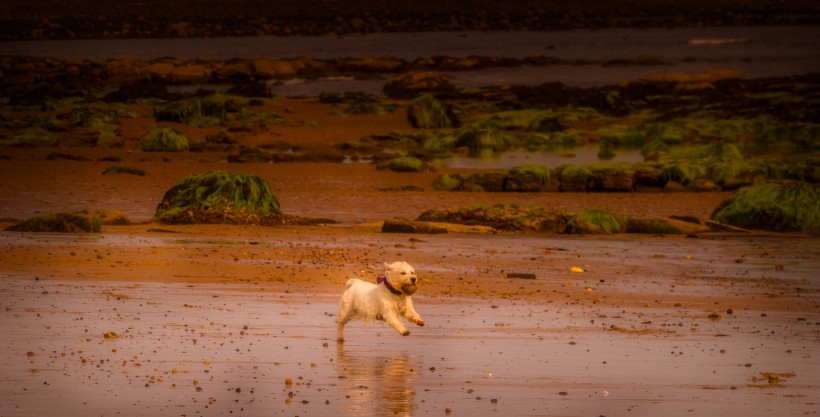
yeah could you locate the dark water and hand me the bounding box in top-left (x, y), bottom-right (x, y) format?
top-left (2, 26), bottom-right (819, 94)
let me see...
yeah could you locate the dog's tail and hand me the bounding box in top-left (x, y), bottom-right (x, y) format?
top-left (344, 278), bottom-right (358, 289)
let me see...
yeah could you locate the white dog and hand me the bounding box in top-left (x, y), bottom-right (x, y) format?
top-left (337, 261), bottom-right (425, 342)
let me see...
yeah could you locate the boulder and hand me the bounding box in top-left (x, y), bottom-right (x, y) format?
top-left (382, 218), bottom-right (447, 234)
top-left (383, 71), bottom-right (455, 99)
top-left (504, 165), bottom-right (552, 192)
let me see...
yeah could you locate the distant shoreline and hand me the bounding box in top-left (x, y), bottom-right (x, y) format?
top-left (2, 0), bottom-right (819, 41)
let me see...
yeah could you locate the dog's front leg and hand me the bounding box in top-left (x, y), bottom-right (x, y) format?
top-left (382, 311), bottom-right (410, 336)
top-left (403, 297), bottom-right (425, 327)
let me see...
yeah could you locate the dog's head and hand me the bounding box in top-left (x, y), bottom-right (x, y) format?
top-left (384, 261), bottom-right (418, 296)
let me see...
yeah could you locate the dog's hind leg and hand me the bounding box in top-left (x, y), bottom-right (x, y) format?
top-left (336, 300), bottom-right (352, 342)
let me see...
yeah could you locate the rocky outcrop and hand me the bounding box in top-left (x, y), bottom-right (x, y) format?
top-left (383, 71), bottom-right (455, 99)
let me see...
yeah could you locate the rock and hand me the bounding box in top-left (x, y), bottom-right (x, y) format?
top-left (588, 163), bottom-right (635, 191)
top-left (146, 62), bottom-right (175, 77)
top-left (383, 71), bottom-right (455, 99)
top-left (227, 82), bottom-right (271, 98)
top-left (252, 58), bottom-right (298, 77)
top-left (170, 64), bottom-right (211, 83)
top-left (382, 218), bottom-right (447, 234)
top-left (6, 211), bottom-right (101, 233)
top-left (504, 165), bottom-right (552, 192)
top-left (227, 146), bottom-right (271, 163)
top-left (103, 79), bottom-right (169, 102)
top-left (213, 60), bottom-right (254, 81)
top-left (557, 165), bottom-right (592, 192)
top-left (154, 171), bottom-right (282, 224)
top-left (711, 183), bottom-right (820, 232)
top-left (407, 95), bottom-right (459, 128)
top-left (385, 157), bottom-right (424, 172)
top-left (140, 127), bottom-right (189, 152)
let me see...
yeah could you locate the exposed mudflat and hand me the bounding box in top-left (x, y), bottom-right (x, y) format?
top-left (1, 226), bottom-right (817, 417)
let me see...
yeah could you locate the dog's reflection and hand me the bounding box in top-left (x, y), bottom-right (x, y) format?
top-left (336, 344), bottom-right (420, 417)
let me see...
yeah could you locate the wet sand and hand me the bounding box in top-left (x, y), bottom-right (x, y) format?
top-left (0, 92), bottom-right (818, 416)
top-left (1, 224), bottom-right (818, 417)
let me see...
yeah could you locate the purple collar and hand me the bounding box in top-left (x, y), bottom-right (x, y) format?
top-left (377, 276), bottom-right (403, 296)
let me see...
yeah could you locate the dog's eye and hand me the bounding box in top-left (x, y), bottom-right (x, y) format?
top-left (401, 272), bottom-right (406, 275)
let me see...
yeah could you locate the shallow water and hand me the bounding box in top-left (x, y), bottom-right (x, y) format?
top-left (2, 26), bottom-right (818, 95)
top-left (1, 273), bottom-right (817, 417)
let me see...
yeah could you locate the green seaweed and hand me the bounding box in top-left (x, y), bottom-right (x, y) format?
top-left (6, 212), bottom-right (101, 233)
top-left (140, 126), bottom-right (189, 152)
top-left (154, 171), bottom-right (281, 223)
top-left (387, 157), bottom-right (424, 172)
top-left (711, 183), bottom-right (820, 232)
top-left (407, 94), bottom-right (459, 129)
top-left (102, 165), bottom-right (146, 176)
top-left (567, 209), bottom-right (622, 234)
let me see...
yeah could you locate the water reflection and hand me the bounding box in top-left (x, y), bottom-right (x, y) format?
top-left (336, 344), bottom-right (421, 417)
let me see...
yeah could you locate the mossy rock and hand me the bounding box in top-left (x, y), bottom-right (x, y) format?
top-left (154, 171), bottom-right (283, 224)
top-left (661, 141), bottom-right (744, 163)
top-left (661, 162), bottom-right (707, 186)
top-left (504, 165), bottom-right (552, 192)
top-left (386, 157), bottom-right (424, 172)
top-left (711, 183), bottom-right (820, 232)
top-left (709, 160), bottom-right (767, 190)
top-left (1, 127), bottom-right (59, 147)
top-left (587, 163), bottom-right (636, 191)
top-left (557, 165), bottom-right (592, 192)
top-left (417, 204), bottom-right (569, 233)
top-left (624, 217), bottom-right (709, 234)
top-left (407, 95), bottom-right (459, 129)
top-left (566, 209), bottom-right (622, 234)
top-left (634, 162), bottom-right (668, 188)
top-left (421, 133), bottom-right (458, 157)
top-left (6, 211), bottom-right (101, 233)
top-left (102, 165), bottom-right (146, 176)
top-left (454, 122), bottom-right (515, 156)
top-left (640, 139), bottom-right (670, 161)
top-left (432, 173), bottom-right (464, 191)
top-left (459, 172), bottom-right (507, 192)
top-left (140, 127), bottom-right (189, 152)
top-left (598, 125), bottom-right (645, 148)
top-left (154, 96), bottom-right (231, 126)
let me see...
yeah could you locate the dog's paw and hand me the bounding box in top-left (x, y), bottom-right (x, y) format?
top-left (401, 330), bottom-right (410, 336)
top-left (415, 319), bottom-right (425, 327)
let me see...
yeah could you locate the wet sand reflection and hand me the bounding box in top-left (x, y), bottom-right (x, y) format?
top-left (336, 344), bottom-right (421, 417)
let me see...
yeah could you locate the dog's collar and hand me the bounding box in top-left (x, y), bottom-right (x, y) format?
top-left (377, 276), bottom-right (403, 296)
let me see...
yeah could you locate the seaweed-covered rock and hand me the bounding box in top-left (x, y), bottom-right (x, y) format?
top-left (588, 163), bottom-right (636, 191)
top-left (417, 204), bottom-right (569, 233)
top-left (6, 211), bottom-right (101, 233)
top-left (711, 183), bottom-right (820, 232)
top-left (385, 157), bottom-right (424, 172)
top-left (566, 209), bottom-right (622, 234)
top-left (154, 171), bottom-right (283, 224)
top-left (382, 218), bottom-right (447, 234)
top-left (557, 165), bottom-right (592, 192)
top-left (1, 128), bottom-right (59, 147)
top-left (227, 146), bottom-right (271, 163)
top-left (624, 216), bottom-right (709, 234)
top-left (432, 173), bottom-right (464, 191)
top-left (140, 126), bottom-right (189, 152)
top-left (383, 71), bottom-right (455, 99)
top-left (407, 94), bottom-right (459, 128)
top-left (504, 165), bottom-right (552, 192)
top-left (454, 122), bottom-right (514, 157)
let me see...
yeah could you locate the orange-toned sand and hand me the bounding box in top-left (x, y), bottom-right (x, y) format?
top-left (1, 97), bottom-right (818, 417)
